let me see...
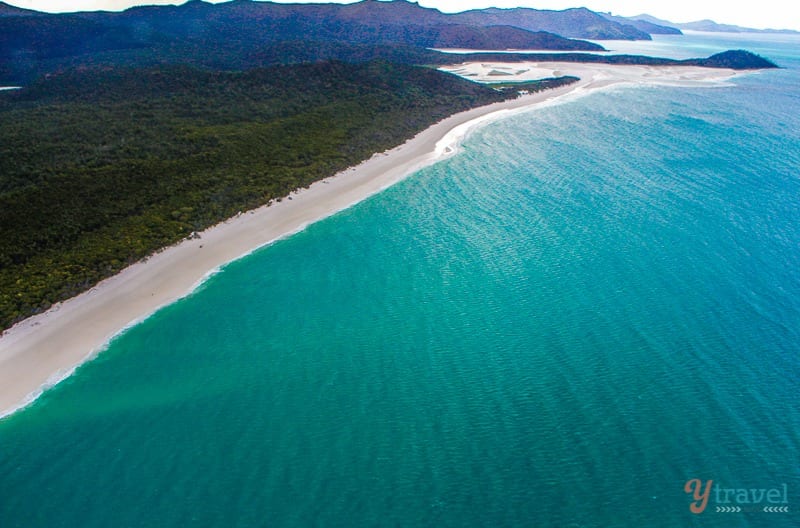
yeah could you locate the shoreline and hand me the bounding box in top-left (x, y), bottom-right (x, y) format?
top-left (0, 63), bottom-right (742, 419)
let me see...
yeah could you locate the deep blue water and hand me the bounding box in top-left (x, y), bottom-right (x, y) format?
top-left (1, 33), bottom-right (798, 527)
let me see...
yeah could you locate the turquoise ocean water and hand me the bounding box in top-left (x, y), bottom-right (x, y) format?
top-left (1, 34), bottom-right (799, 527)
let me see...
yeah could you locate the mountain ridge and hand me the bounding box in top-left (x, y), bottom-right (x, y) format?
top-left (631, 13), bottom-right (799, 34)
top-left (453, 6), bottom-right (651, 40)
top-left (1, 0), bottom-right (616, 83)
top-left (0, 0), bottom-right (653, 40)
top-left (598, 12), bottom-right (682, 35)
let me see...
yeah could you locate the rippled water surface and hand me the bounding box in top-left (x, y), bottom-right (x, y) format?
top-left (1, 33), bottom-right (798, 528)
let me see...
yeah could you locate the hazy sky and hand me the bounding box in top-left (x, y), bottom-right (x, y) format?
top-left (7, 0), bottom-right (800, 30)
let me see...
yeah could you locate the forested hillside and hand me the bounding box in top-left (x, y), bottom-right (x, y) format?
top-left (0, 0), bottom-right (607, 83)
top-left (0, 61), bottom-right (518, 329)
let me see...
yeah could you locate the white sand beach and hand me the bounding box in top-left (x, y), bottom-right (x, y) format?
top-left (0, 63), bottom-right (741, 418)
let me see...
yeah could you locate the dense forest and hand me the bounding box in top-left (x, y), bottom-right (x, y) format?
top-left (0, 61), bottom-right (577, 330)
